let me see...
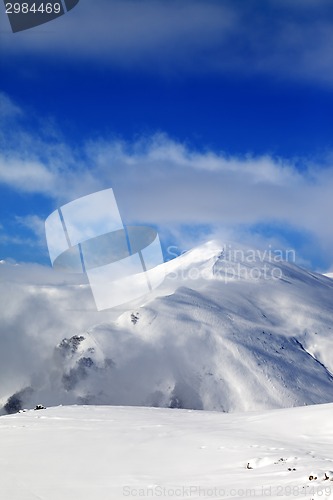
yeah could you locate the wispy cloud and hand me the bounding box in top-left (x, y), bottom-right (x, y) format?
top-left (0, 157), bottom-right (56, 193)
top-left (1, 93), bottom-right (333, 268)
top-left (14, 215), bottom-right (47, 248)
top-left (1, 0), bottom-right (333, 84)
top-left (0, 92), bottom-right (22, 119)
top-left (84, 135), bottom-right (333, 268)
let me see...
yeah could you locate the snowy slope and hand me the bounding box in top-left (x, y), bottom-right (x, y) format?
top-left (2, 240), bottom-right (333, 414)
top-left (1, 403), bottom-right (333, 500)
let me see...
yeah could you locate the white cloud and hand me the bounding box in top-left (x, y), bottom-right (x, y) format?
top-left (15, 215), bottom-right (45, 237)
top-left (79, 134), bottom-right (333, 269)
top-left (0, 92), bottom-right (22, 119)
top-left (0, 93), bottom-right (332, 268)
top-left (0, 259), bottom-right (122, 404)
top-left (0, 233), bottom-right (36, 247)
top-left (0, 0), bottom-right (235, 71)
top-left (13, 215), bottom-right (48, 251)
top-left (1, 0), bottom-right (333, 84)
top-left (0, 157), bottom-right (55, 193)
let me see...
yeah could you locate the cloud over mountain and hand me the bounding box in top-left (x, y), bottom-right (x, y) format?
top-left (2, 241), bottom-right (333, 414)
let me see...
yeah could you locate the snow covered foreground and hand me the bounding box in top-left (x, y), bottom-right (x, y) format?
top-left (1, 403), bottom-right (333, 500)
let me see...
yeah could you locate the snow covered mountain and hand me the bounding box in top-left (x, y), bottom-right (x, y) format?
top-left (1, 240), bottom-right (333, 413)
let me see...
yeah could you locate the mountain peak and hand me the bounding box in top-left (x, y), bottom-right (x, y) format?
top-left (2, 239), bottom-right (333, 415)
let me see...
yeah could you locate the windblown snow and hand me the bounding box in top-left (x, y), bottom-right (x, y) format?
top-left (1, 240), bottom-right (333, 413)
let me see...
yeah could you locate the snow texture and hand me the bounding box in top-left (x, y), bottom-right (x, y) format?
top-left (1, 403), bottom-right (333, 499)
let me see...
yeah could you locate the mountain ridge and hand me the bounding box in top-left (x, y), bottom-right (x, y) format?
top-left (1, 240), bottom-right (333, 414)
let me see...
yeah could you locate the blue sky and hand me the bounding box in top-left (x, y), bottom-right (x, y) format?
top-left (1, 0), bottom-right (333, 271)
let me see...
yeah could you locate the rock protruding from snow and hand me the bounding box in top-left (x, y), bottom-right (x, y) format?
top-left (3, 240), bottom-right (333, 413)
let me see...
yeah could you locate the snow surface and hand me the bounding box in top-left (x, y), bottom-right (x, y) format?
top-left (1, 241), bottom-right (333, 498)
top-left (1, 240), bottom-right (333, 413)
top-left (1, 403), bottom-right (333, 500)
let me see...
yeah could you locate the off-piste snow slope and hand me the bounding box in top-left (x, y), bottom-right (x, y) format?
top-left (2, 240), bottom-right (333, 413)
top-left (1, 403), bottom-right (333, 500)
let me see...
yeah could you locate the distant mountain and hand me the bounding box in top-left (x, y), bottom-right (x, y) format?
top-left (2, 241), bottom-right (333, 413)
